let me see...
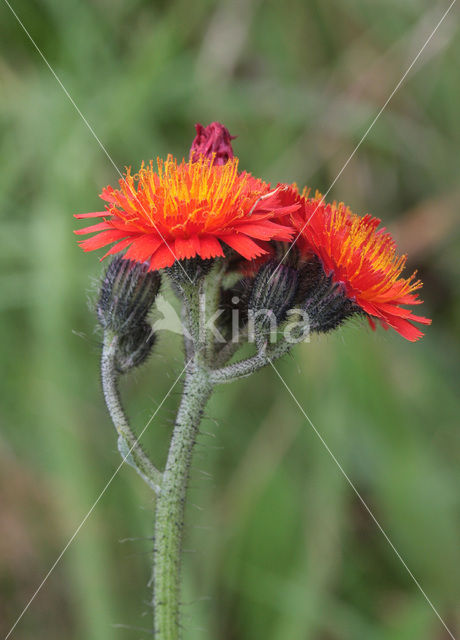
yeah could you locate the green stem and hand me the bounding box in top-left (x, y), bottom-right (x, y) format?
top-left (210, 339), bottom-right (292, 384)
top-left (181, 280), bottom-right (204, 352)
top-left (101, 333), bottom-right (162, 494)
top-left (150, 262), bottom-right (297, 638)
top-left (152, 361), bottom-right (213, 639)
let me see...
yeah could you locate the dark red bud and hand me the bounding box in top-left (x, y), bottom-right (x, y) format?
top-left (189, 122), bottom-right (236, 166)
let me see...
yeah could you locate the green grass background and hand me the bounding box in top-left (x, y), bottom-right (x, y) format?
top-left (1, 0), bottom-right (459, 638)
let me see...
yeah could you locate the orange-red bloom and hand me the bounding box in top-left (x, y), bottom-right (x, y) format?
top-left (75, 121), bottom-right (431, 342)
top-left (286, 191), bottom-right (431, 341)
top-left (75, 156), bottom-right (297, 270)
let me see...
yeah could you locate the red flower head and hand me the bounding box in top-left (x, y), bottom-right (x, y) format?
top-left (286, 191), bottom-right (431, 341)
top-left (190, 121), bottom-right (236, 166)
top-left (75, 153), bottom-right (298, 271)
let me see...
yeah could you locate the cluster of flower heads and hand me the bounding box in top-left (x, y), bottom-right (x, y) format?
top-left (75, 122), bottom-right (431, 341)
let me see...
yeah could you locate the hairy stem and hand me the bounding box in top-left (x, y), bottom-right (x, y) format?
top-left (210, 339), bottom-right (292, 384)
top-left (101, 333), bottom-right (162, 493)
top-left (152, 362), bottom-right (212, 639)
top-left (181, 280), bottom-right (205, 353)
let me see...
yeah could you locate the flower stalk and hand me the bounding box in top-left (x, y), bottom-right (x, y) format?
top-left (101, 332), bottom-right (162, 494)
top-left (153, 277), bottom-right (300, 637)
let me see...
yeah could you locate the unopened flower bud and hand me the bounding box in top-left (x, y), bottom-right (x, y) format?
top-left (299, 257), bottom-right (360, 333)
top-left (115, 322), bottom-right (157, 374)
top-left (97, 256), bottom-right (161, 335)
top-left (248, 260), bottom-right (298, 341)
top-left (189, 122), bottom-right (236, 166)
top-left (217, 280), bottom-right (250, 341)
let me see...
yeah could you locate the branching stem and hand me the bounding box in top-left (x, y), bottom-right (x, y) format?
top-left (100, 260), bottom-right (298, 640)
top-left (210, 339), bottom-right (292, 384)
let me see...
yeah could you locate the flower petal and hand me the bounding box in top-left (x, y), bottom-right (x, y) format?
top-left (78, 230), bottom-right (127, 251)
top-left (74, 211), bottom-right (109, 219)
top-left (74, 221), bottom-right (112, 235)
top-left (220, 233), bottom-right (267, 259)
top-left (149, 242), bottom-right (179, 270)
top-left (199, 236), bottom-right (225, 259)
top-left (101, 238), bottom-right (134, 259)
top-left (123, 235), bottom-right (163, 262)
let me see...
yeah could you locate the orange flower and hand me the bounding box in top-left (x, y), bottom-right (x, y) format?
top-left (75, 156), bottom-right (296, 271)
top-left (286, 191), bottom-right (431, 341)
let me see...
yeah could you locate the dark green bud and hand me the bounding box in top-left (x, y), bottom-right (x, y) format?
top-left (298, 256), bottom-right (361, 333)
top-left (97, 256), bottom-right (161, 335)
top-left (115, 322), bottom-right (157, 374)
top-left (249, 260), bottom-right (298, 321)
top-left (248, 260), bottom-right (298, 342)
top-left (217, 279), bottom-right (250, 341)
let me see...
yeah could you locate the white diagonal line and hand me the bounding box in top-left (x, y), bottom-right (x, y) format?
top-left (3, 360), bottom-right (190, 640)
top-left (269, 0), bottom-right (457, 283)
top-left (2, 0), bottom-right (193, 284)
top-left (268, 359), bottom-right (457, 640)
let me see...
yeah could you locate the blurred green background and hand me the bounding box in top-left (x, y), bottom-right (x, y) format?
top-left (1, 1), bottom-right (459, 638)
